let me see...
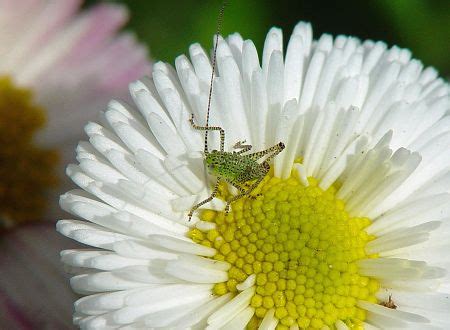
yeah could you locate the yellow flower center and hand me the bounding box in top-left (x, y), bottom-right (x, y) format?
top-left (189, 171), bottom-right (380, 329)
top-left (0, 76), bottom-right (59, 228)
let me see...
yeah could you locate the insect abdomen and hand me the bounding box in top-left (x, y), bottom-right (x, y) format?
top-left (208, 152), bottom-right (259, 182)
top-left (230, 155), bottom-right (261, 183)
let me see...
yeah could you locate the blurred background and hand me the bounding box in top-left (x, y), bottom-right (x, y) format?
top-left (1, 0), bottom-right (448, 329)
top-left (88, 0), bottom-right (450, 76)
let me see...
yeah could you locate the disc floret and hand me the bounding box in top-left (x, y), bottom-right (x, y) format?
top-left (0, 77), bottom-right (58, 227)
top-left (190, 172), bottom-right (380, 329)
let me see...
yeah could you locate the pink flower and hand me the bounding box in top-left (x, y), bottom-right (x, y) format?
top-left (0, 0), bottom-right (151, 226)
top-left (0, 223), bottom-right (79, 329)
top-left (1, 0), bottom-right (150, 155)
top-left (0, 2), bottom-right (151, 326)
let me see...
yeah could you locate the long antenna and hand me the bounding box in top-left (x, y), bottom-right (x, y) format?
top-left (205, 0), bottom-right (227, 153)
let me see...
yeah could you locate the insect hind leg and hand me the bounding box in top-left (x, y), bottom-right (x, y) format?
top-left (248, 142), bottom-right (285, 162)
top-left (188, 178), bottom-right (221, 221)
top-left (224, 166), bottom-right (268, 213)
top-left (189, 114), bottom-right (225, 152)
top-left (228, 179), bottom-right (255, 195)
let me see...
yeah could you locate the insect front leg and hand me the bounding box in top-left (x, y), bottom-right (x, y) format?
top-left (233, 140), bottom-right (252, 154)
top-left (188, 178), bottom-right (221, 221)
top-left (189, 114), bottom-right (225, 152)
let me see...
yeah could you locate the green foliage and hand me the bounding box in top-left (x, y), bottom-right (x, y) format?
top-left (375, 0), bottom-right (449, 77)
top-left (112, 0), bottom-right (269, 65)
top-left (88, 0), bottom-right (449, 76)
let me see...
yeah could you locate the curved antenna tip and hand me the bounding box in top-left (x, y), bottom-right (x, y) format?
top-left (204, 1), bottom-right (227, 154)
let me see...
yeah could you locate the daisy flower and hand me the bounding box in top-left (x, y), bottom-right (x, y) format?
top-left (0, 0), bottom-right (151, 227)
top-left (58, 22), bottom-right (450, 329)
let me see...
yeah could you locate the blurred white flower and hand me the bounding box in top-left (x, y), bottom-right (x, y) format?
top-left (58, 23), bottom-right (450, 328)
top-left (0, 0), bottom-right (151, 226)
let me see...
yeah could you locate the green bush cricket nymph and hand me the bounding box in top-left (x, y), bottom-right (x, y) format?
top-left (188, 2), bottom-right (285, 220)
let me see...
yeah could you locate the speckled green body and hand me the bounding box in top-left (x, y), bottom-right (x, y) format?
top-left (186, 6), bottom-right (286, 220)
top-left (206, 150), bottom-right (266, 183)
top-left (188, 114), bottom-right (284, 220)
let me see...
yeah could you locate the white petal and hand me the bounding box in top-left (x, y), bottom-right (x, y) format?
top-left (207, 287), bottom-right (255, 326)
top-left (259, 308), bottom-right (278, 330)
